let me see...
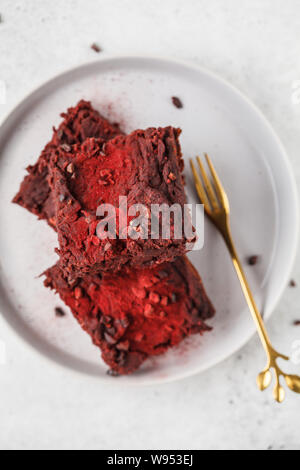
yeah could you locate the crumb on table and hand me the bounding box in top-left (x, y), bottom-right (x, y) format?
top-left (248, 255), bottom-right (259, 266)
top-left (91, 43), bottom-right (102, 53)
top-left (171, 96), bottom-right (183, 109)
top-left (55, 307), bottom-right (66, 317)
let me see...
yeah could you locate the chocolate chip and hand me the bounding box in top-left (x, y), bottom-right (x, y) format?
top-left (60, 143), bottom-right (71, 152)
top-left (293, 320), bottom-right (300, 326)
top-left (55, 307), bottom-right (66, 317)
top-left (290, 280), bottom-right (296, 287)
top-left (171, 96), bottom-right (183, 109)
top-left (91, 43), bottom-right (102, 53)
top-left (107, 369), bottom-right (120, 377)
top-left (248, 255), bottom-right (259, 266)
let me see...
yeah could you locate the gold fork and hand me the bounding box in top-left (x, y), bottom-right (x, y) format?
top-left (190, 154), bottom-right (300, 403)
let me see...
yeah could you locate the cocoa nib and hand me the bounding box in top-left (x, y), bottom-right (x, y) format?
top-left (171, 96), bottom-right (183, 109)
top-left (55, 307), bottom-right (66, 317)
top-left (116, 351), bottom-right (127, 366)
top-left (91, 43), bottom-right (102, 53)
top-left (104, 332), bottom-right (118, 345)
top-left (60, 143), bottom-right (71, 152)
top-left (248, 255), bottom-right (259, 266)
top-left (106, 326), bottom-right (116, 336)
top-left (66, 163), bottom-right (75, 174)
top-left (57, 128), bottom-right (64, 141)
top-left (102, 315), bottom-right (113, 326)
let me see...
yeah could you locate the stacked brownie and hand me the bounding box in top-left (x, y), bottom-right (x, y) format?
top-left (14, 100), bottom-right (215, 375)
top-left (13, 100), bottom-right (122, 228)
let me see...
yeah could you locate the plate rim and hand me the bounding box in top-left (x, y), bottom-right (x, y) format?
top-left (0, 54), bottom-right (298, 385)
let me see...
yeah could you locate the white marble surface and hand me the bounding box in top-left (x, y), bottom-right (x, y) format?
top-left (0, 0), bottom-right (300, 451)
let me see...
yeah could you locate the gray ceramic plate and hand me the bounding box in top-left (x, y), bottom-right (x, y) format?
top-left (0, 56), bottom-right (298, 384)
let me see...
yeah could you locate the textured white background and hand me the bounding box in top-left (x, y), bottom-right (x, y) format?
top-left (0, 0), bottom-right (300, 451)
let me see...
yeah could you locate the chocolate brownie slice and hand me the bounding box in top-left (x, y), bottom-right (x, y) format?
top-left (49, 128), bottom-right (193, 277)
top-left (44, 257), bottom-right (215, 375)
top-left (13, 100), bottom-right (123, 227)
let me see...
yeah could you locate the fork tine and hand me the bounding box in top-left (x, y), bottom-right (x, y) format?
top-left (204, 154), bottom-right (230, 212)
top-left (190, 160), bottom-right (211, 209)
top-left (196, 156), bottom-right (219, 210)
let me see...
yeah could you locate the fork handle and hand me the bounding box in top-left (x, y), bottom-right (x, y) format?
top-left (221, 226), bottom-right (276, 361)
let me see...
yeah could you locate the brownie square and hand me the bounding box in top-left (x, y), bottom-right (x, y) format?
top-left (44, 257), bottom-right (215, 375)
top-left (49, 127), bottom-right (193, 278)
top-left (13, 100), bottom-right (123, 227)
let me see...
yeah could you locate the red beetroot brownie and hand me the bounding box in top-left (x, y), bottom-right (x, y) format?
top-left (13, 100), bottom-right (122, 227)
top-left (49, 128), bottom-right (193, 277)
top-left (44, 257), bottom-right (215, 375)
